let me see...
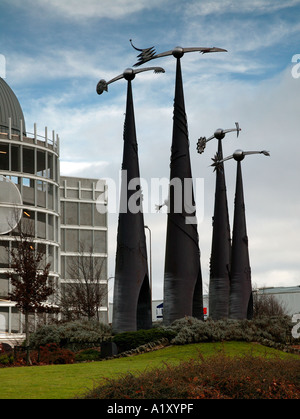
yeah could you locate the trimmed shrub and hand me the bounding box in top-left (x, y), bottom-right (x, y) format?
top-left (30, 320), bottom-right (111, 351)
top-left (112, 328), bottom-right (176, 353)
top-left (0, 353), bottom-right (14, 366)
top-left (160, 316), bottom-right (297, 347)
top-left (39, 343), bottom-right (75, 364)
top-left (75, 348), bottom-right (102, 362)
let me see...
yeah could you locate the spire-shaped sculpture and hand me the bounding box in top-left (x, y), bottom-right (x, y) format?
top-left (97, 66), bottom-right (165, 333)
top-left (212, 149), bottom-right (270, 319)
top-left (131, 40), bottom-right (227, 324)
top-left (198, 123), bottom-right (240, 319)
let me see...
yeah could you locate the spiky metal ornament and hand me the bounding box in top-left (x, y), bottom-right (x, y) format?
top-left (97, 66), bottom-right (165, 333)
top-left (213, 148), bottom-right (270, 320)
top-left (130, 39), bottom-right (226, 324)
top-left (197, 122), bottom-right (240, 155)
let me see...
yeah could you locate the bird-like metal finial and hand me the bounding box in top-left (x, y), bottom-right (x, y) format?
top-left (96, 66), bottom-right (165, 95)
top-left (130, 39), bottom-right (227, 66)
top-left (197, 122), bottom-right (241, 154)
top-left (211, 148), bottom-right (270, 170)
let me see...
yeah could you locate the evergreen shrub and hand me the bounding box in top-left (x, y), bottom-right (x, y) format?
top-left (160, 315), bottom-right (297, 347)
top-left (75, 348), bottom-right (102, 362)
top-left (112, 328), bottom-right (176, 353)
top-left (30, 320), bottom-right (111, 351)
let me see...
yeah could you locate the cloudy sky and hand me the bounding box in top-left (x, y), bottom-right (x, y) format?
top-left (1, 0), bottom-right (300, 302)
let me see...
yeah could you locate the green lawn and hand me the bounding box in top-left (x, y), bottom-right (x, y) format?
top-left (0, 341), bottom-right (298, 399)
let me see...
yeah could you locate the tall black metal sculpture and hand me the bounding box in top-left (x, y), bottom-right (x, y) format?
top-left (97, 67), bottom-right (165, 333)
top-left (197, 123), bottom-right (240, 319)
top-left (212, 149), bottom-right (270, 319)
top-left (131, 40), bottom-right (227, 324)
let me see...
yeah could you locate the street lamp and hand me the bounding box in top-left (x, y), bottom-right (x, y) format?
top-left (144, 225), bottom-right (152, 302)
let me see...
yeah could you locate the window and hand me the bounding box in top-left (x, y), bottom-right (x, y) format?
top-left (48, 214), bottom-right (54, 241)
top-left (65, 229), bottom-right (79, 252)
top-left (11, 145), bottom-right (20, 172)
top-left (94, 231), bottom-right (107, 253)
top-left (22, 147), bottom-right (34, 174)
top-left (0, 243), bottom-right (9, 268)
top-left (37, 150), bottom-right (46, 177)
top-left (65, 202), bottom-right (78, 225)
top-left (80, 203), bottom-right (92, 226)
top-left (47, 153), bottom-right (53, 179)
top-left (37, 212), bottom-right (46, 239)
top-left (0, 144), bottom-right (9, 170)
top-left (37, 180), bottom-right (46, 207)
top-left (48, 183), bottom-right (54, 210)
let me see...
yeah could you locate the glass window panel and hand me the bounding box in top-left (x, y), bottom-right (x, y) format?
top-left (61, 255), bottom-right (65, 279)
top-left (37, 212), bottom-right (46, 239)
top-left (54, 156), bottom-right (58, 182)
top-left (0, 144), bottom-right (9, 170)
top-left (0, 272), bottom-right (8, 297)
top-left (48, 245), bottom-right (54, 270)
top-left (65, 229), bottom-right (79, 252)
top-left (37, 181), bottom-right (46, 207)
top-left (37, 243), bottom-right (46, 265)
top-left (65, 202), bottom-right (78, 225)
top-left (48, 183), bottom-right (54, 210)
top-left (22, 147), bottom-right (34, 174)
top-left (94, 230), bottom-right (107, 254)
top-left (47, 153), bottom-right (53, 179)
top-left (48, 214), bottom-right (54, 241)
top-left (60, 201), bottom-right (65, 224)
top-left (0, 307), bottom-right (9, 332)
top-left (80, 230), bottom-right (92, 249)
top-left (0, 241), bottom-right (9, 268)
top-left (94, 205), bottom-right (106, 227)
top-left (11, 307), bottom-right (20, 333)
top-left (80, 203), bottom-right (92, 226)
top-left (37, 150), bottom-right (46, 177)
top-left (65, 256), bottom-right (79, 279)
top-left (22, 178), bottom-right (35, 206)
top-left (81, 190), bottom-right (93, 199)
top-left (11, 145), bottom-right (20, 172)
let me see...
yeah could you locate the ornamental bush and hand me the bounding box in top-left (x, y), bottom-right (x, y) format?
top-left (75, 348), bottom-right (102, 362)
top-left (160, 316), bottom-right (297, 347)
top-left (112, 328), bottom-right (176, 353)
top-left (39, 343), bottom-right (75, 364)
top-left (82, 352), bottom-right (300, 399)
top-left (30, 320), bottom-right (111, 351)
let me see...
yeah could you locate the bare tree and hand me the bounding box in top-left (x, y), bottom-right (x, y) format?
top-left (7, 215), bottom-right (55, 364)
top-left (253, 289), bottom-right (287, 317)
top-left (60, 242), bottom-right (107, 321)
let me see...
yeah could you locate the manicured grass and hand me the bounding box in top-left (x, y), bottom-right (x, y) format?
top-left (0, 341), bottom-right (298, 399)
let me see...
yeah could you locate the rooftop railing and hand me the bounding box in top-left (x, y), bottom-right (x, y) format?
top-left (0, 118), bottom-right (60, 154)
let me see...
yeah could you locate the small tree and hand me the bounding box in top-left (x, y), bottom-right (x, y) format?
top-left (253, 289), bottom-right (287, 318)
top-left (60, 242), bottom-right (107, 321)
top-left (7, 217), bottom-right (54, 364)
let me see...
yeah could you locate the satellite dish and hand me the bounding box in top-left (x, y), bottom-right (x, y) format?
top-left (0, 175), bottom-right (23, 234)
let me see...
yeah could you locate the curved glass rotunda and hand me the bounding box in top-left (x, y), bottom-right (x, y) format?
top-left (0, 77), bottom-right (60, 337)
top-left (0, 77), bottom-right (108, 343)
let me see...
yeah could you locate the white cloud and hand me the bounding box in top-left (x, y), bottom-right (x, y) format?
top-left (3, 0), bottom-right (299, 299)
top-left (185, 0), bottom-right (300, 17)
top-left (60, 161), bottom-right (109, 177)
top-left (20, 63), bottom-right (300, 296)
top-left (4, 0), bottom-right (167, 20)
